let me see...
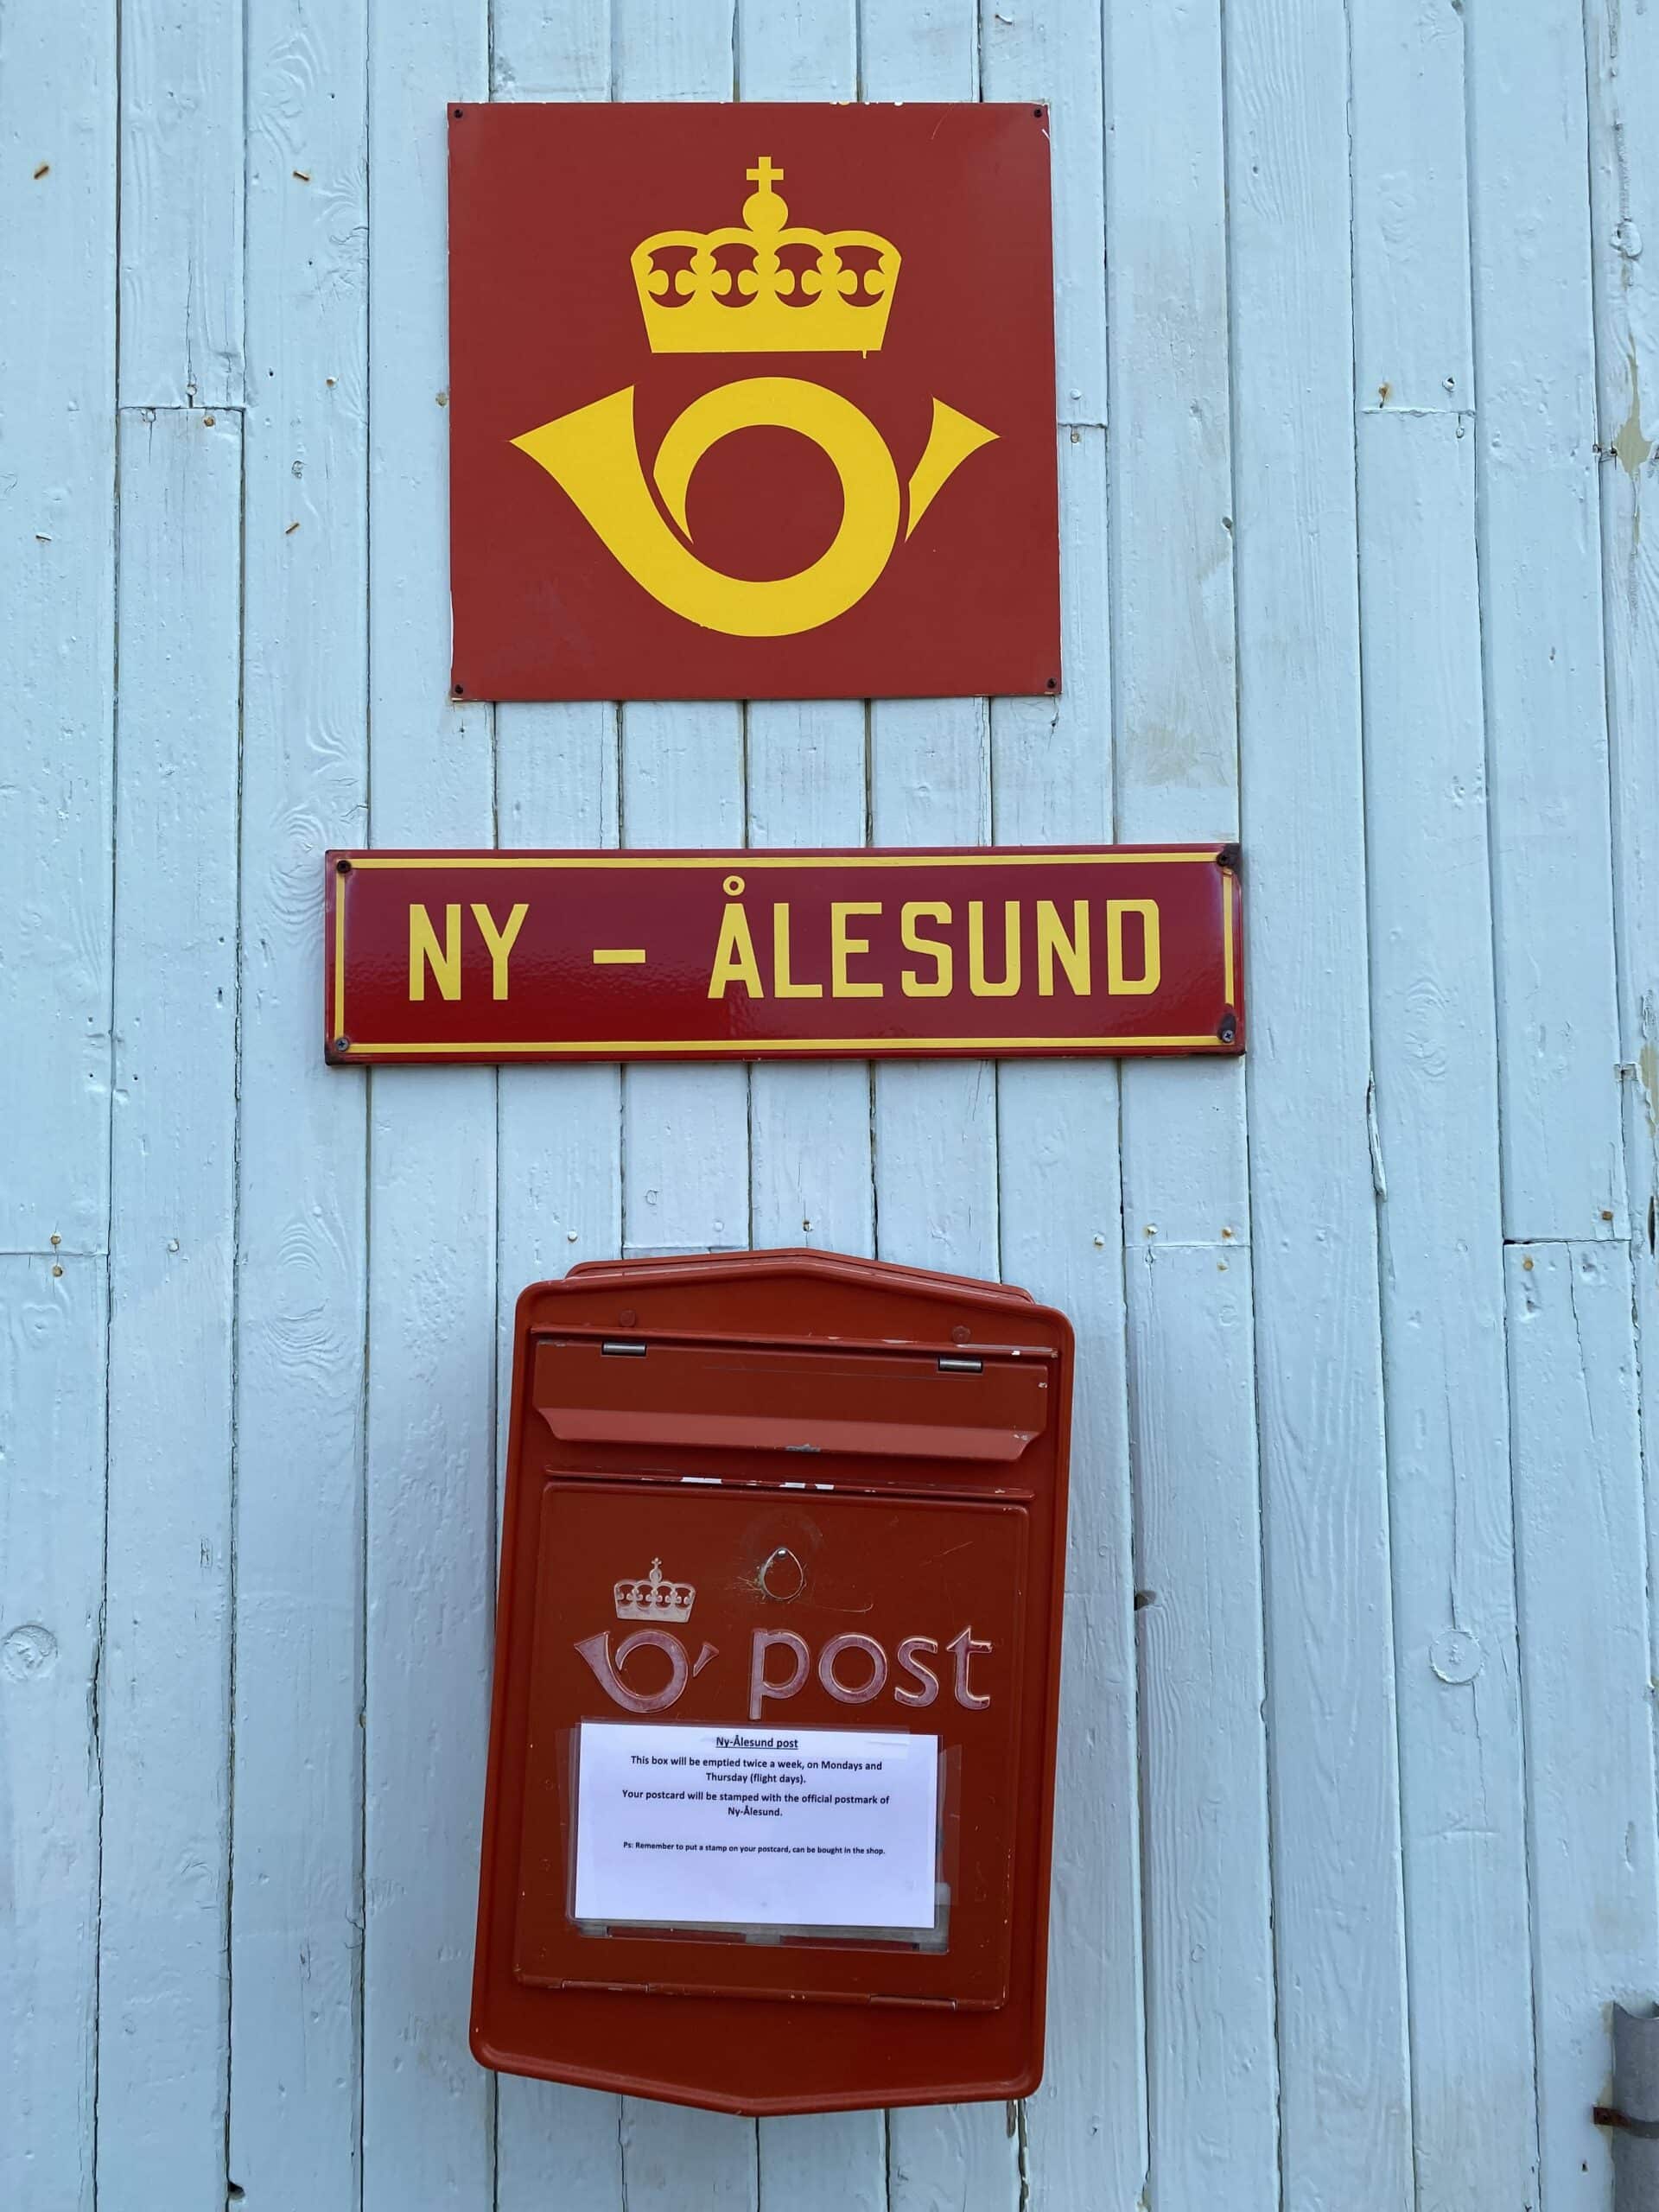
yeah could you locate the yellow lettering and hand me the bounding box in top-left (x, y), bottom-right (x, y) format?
top-left (900, 902), bottom-right (953, 997)
top-left (1036, 899), bottom-right (1090, 997)
top-left (471, 901), bottom-right (529, 1001)
top-left (707, 901), bottom-right (765, 998)
top-left (409, 903), bottom-right (461, 1001)
top-left (968, 900), bottom-right (1021, 997)
top-left (772, 904), bottom-right (823, 998)
top-left (1107, 899), bottom-right (1161, 995)
top-left (830, 902), bottom-right (883, 998)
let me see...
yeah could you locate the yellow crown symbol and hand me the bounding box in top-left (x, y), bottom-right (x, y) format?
top-left (631, 156), bottom-right (900, 356)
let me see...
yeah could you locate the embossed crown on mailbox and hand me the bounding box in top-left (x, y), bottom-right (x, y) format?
top-left (631, 156), bottom-right (900, 355)
top-left (613, 1557), bottom-right (696, 1624)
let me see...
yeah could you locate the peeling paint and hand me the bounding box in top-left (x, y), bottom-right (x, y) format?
top-left (1612, 346), bottom-right (1654, 475)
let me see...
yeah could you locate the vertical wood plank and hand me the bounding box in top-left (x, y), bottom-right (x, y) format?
top-left (0, 0), bottom-right (118, 1257)
top-left (0, 25), bottom-right (117, 2190)
top-left (1465, 0), bottom-right (1627, 1244)
top-left (488, 1), bottom-right (628, 2201)
top-left (1506, 1243), bottom-right (1659, 2207)
top-left (99, 405), bottom-right (244, 2212)
top-left (1100, 3), bottom-right (1274, 2204)
top-left (228, 2), bottom-right (372, 2203)
top-left (1223, 3), bottom-right (1414, 2204)
top-left (1351, 10), bottom-right (1539, 2205)
top-left (0, 1258), bottom-right (106, 2212)
top-left (610, 4), bottom-right (759, 2205)
top-left (991, 438), bottom-right (1147, 2211)
top-left (1584, 0), bottom-right (1659, 1963)
top-left (1356, 403), bottom-right (1540, 2212)
top-left (117, 0), bottom-right (245, 406)
top-left (863, 7), bottom-right (1018, 2209)
top-left (362, 4), bottom-right (496, 2207)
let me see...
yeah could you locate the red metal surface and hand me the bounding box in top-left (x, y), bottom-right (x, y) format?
top-left (472, 1250), bottom-right (1075, 2115)
top-left (448, 103), bottom-right (1058, 701)
top-left (324, 843), bottom-right (1244, 1064)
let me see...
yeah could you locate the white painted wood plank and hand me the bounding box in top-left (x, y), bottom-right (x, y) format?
top-left (737, 3), bottom-right (884, 2198)
top-left (992, 429), bottom-right (1148, 2212)
top-left (1223, 4), bottom-right (1414, 2203)
top-left (362, 5), bottom-right (496, 2206)
top-left (0, 0), bottom-right (117, 1256)
top-left (1356, 399), bottom-right (1541, 2212)
top-left (1098, 10), bottom-right (1271, 2202)
top-left (1584, 0), bottom-right (1659, 1938)
top-left (228, 3), bottom-right (371, 2202)
top-left (493, 0), bottom-right (610, 98)
top-left (1506, 1241), bottom-right (1659, 2209)
top-left (1465, 0), bottom-right (1627, 1243)
top-left (1123, 1243), bottom-right (1276, 2209)
top-left (487, 0), bottom-right (629, 2196)
top-left (609, 1), bottom-right (757, 2199)
top-left (863, 4), bottom-right (1020, 2206)
top-left (0, 1256), bottom-right (105, 2212)
top-left (1351, 0), bottom-right (1474, 415)
top-left (1351, 16), bottom-right (1541, 2196)
top-left (118, 0), bottom-right (245, 406)
top-left (1104, 0), bottom-right (1248, 1249)
top-left (99, 404), bottom-right (244, 2212)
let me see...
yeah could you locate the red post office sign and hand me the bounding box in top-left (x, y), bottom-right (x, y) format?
top-left (323, 845), bottom-right (1243, 1065)
top-left (448, 103), bottom-right (1059, 701)
top-left (472, 1249), bottom-right (1075, 2114)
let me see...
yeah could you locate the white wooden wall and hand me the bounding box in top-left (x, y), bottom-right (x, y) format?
top-left (4, 0), bottom-right (1657, 2205)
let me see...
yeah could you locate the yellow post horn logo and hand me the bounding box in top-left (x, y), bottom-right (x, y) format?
top-left (512, 157), bottom-right (998, 639)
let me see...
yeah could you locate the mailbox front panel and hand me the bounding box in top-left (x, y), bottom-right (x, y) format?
top-left (512, 1479), bottom-right (1027, 2005)
top-left (473, 1251), bottom-right (1073, 2115)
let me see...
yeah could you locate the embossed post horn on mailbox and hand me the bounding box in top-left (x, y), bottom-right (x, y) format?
top-left (472, 1249), bottom-right (1074, 2115)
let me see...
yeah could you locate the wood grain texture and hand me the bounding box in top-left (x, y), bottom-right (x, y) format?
top-left (0, 1257), bottom-right (105, 2212)
top-left (228, 3), bottom-right (372, 2205)
top-left (994, 429), bottom-right (1147, 2212)
top-left (1100, 6), bottom-right (1272, 2204)
top-left (1223, 3), bottom-right (1414, 2203)
top-left (488, 0), bottom-right (629, 2196)
top-left (1357, 403), bottom-right (1540, 2212)
top-left (362, 6), bottom-right (497, 2207)
top-left (1506, 1242), bottom-right (1658, 2209)
top-left (0, 0), bottom-right (118, 1256)
top-left (1466, 0), bottom-right (1627, 1244)
top-left (1352, 15), bottom-right (1540, 2202)
top-left (99, 406), bottom-right (244, 2212)
top-left (117, 0), bottom-right (245, 406)
top-left (1584, 0), bottom-right (1659, 1951)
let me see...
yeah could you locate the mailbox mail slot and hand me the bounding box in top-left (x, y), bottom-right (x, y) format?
top-left (472, 1249), bottom-right (1074, 2115)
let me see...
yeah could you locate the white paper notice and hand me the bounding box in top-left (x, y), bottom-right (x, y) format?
top-left (573, 1721), bottom-right (939, 1932)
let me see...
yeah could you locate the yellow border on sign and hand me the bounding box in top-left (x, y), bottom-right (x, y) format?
top-left (332, 849), bottom-right (1234, 1058)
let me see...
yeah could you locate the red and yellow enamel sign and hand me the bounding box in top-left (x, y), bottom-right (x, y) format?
top-left (448, 105), bottom-right (1059, 701)
top-left (323, 848), bottom-right (1243, 1065)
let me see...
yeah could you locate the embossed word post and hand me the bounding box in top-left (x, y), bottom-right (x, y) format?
top-left (447, 103), bottom-right (1058, 700)
top-left (323, 847), bottom-right (1243, 1065)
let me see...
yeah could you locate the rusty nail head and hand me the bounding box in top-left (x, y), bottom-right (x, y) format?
top-left (336, 857), bottom-right (353, 875)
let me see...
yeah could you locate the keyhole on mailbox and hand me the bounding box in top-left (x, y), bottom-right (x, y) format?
top-left (759, 1546), bottom-right (807, 1603)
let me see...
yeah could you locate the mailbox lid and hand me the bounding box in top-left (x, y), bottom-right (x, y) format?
top-left (531, 1334), bottom-right (1051, 1469)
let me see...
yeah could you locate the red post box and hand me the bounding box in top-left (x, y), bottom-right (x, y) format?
top-left (472, 1249), bottom-right (1074, 2115)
